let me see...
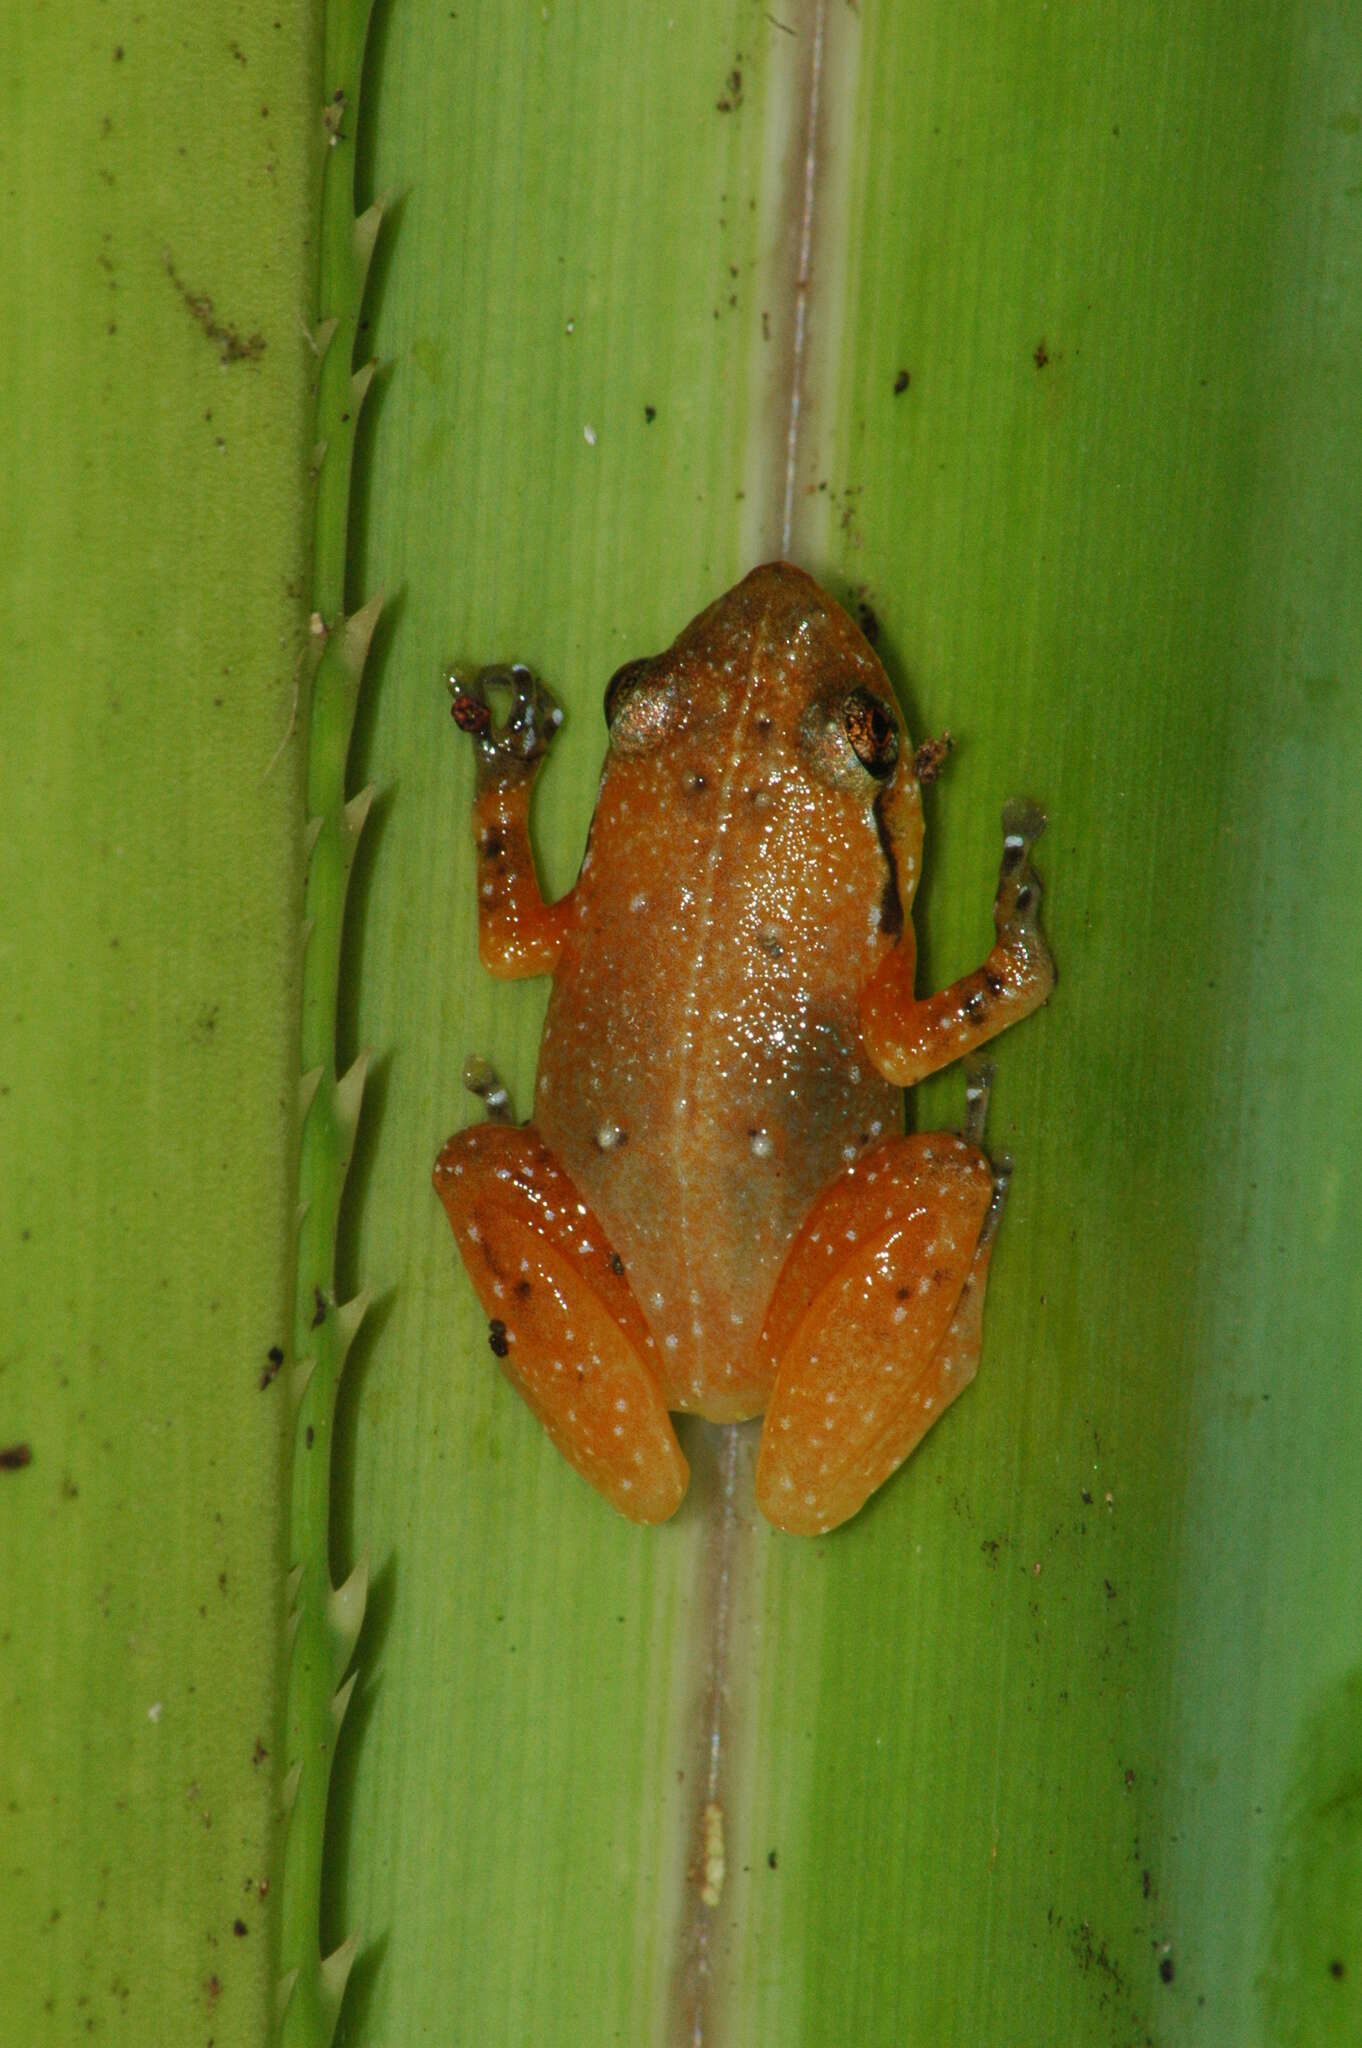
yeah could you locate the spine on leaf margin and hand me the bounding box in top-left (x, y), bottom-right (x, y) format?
top-left (278, 5), bottom-right (382, 2043)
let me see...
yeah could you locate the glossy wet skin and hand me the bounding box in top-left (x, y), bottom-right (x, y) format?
top-left (434, 562), bottom-right (1054, 1532)
top-left (536, 567), bottom-right (914, 1419)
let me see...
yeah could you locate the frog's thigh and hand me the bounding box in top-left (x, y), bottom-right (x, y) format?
top-left (754, 1134), bottom-right (996, 1537)
top-left (433, 1122), bottom-right (688, 1524)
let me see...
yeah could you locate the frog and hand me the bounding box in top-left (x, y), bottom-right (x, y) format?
top-left (433, 562), bottom-right (1054, 1535)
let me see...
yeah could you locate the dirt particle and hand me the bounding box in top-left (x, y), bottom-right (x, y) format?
top-left (164, 251), bottom-right (266, 366)
top-left (1033, 339), bottom-right (1050, 370)
top-left (913, 731), bottom-right (954, 783)
top-left (0, 1444), bottom-right (32, 1472)
top-left (893, 367), bottom-right (910, 394)
top-left (488, 1319), bottom-right (509, 1358)
top-left (716, 65), bottom-right (743, 111)
top-left (1159, 1954), bottom-right (1175, 1984)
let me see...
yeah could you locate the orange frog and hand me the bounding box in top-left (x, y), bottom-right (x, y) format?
top-left (433, 563), bottom-right (1053, 1535)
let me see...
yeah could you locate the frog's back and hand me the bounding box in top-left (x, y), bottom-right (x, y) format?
top-left (535, 565), bottom-right (904, 1419)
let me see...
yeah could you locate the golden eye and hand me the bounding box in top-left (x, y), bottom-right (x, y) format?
top-left (604, 658), bottom-right (651, 727)
top-left (842, 688), bottom-right (899, 779)
top-left (603, 658), bottom-right (679, 753)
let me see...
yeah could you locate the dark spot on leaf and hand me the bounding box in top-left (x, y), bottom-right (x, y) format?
top-left (164, 251), bottom-right (266, 366)
top-left (893, 368), bottom-right (910, 394)
top-left (1159, 1955), bottom-right (1174, 1984)
top-left (488, 1319), bottom-right (509, 1358)
top-left (312, 1287), bottom-right (327, 1327)
top-left (259, 1345), bottom-right (284, 1390)
top-left (0, 1444), bottom-right (32, 1471)
top-left (716, 65), bottom-right (743, 111)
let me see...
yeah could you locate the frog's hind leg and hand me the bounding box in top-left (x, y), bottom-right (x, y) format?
top-left (754, 1081), bottom-right (1009, 1536)
top-left (433, 1121), bottom-right (688, 1523)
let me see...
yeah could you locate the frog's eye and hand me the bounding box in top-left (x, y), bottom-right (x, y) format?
top-left (604, 659), bottom-right (679, 753)
top-left (800, 684), bottom-right (902, 790)
top-left (842, 689), bottom-right (899, 779)
top-left (604, 658), bottom-right (650, 727)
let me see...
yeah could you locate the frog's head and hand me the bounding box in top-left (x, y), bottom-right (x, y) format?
top-left (597, 561), bottom-right (924, 923)
top-left (604, 560), bottom-right (913, 795)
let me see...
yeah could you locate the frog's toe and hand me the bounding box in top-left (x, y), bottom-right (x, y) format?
top-left (1000, 796), bottom-right (1047, 853)
top-left (445, 662), bottom-right (564, 767)
top-left (484, 662), bottom-right (563, 764)
top-left (995, 801), bottom-right (1049, 935)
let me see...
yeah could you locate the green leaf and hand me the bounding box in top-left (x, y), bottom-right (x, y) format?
top-left (5, 3), bottom-right (1361, 2046)
top-left (335, 3), bottom-right (1362, 2043)
top-left (1, 7), bottom-right (318, 2042)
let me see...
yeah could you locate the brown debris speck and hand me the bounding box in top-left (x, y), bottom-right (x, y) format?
top-left (913, 731), bottom-right (954, 783)
top-left (163, 252), bottom-right (266, 366)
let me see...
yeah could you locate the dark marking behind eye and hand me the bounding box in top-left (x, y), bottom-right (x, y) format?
top-left (872, 790), bottom-right (903, 937)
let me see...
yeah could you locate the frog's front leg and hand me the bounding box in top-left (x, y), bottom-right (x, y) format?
top-left (446, 661), bottom-right (574, 979)
top-left (753, 1120), bottom-right (1006, 1536)
top-left (861, 799), bottom-right (1054, 1087)
top-left (433, 1121), bottom-right (689, 1523)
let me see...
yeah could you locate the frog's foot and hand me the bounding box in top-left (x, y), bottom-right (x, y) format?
top-left (461, 1053), bottom-right (516, 1125)
top-left (962, 1057), bottom-right (995, 1147)
top-left (433, 1120), bottom-right (688, 1523)
top-left (995, 798), bottom-right (1049, 948)
top-left (754, 1132), bottom-right (1000, 1536)
top-left (446, 661), bottom-right (564, 778)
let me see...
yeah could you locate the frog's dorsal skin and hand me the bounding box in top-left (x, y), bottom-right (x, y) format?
top-left (537, 566), bottom-right (908, 1418)
top-left (435, 563), bottom-right (1054, 1533)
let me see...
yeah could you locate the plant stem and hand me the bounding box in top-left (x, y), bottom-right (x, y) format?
top-left (278, 4), bottom-right (382, 2043)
